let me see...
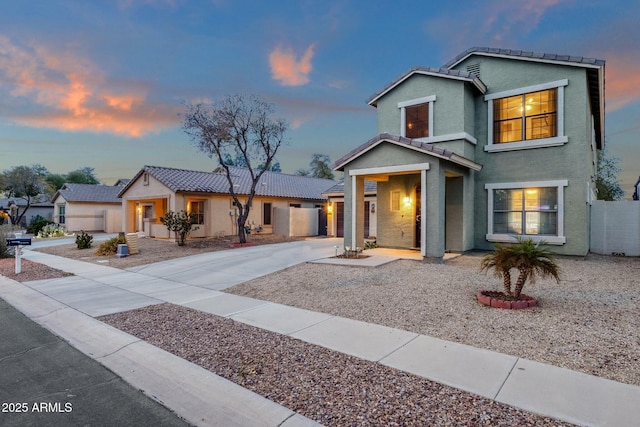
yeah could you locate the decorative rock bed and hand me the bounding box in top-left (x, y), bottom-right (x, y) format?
top-left (476, 290), bottom-right (538, 309)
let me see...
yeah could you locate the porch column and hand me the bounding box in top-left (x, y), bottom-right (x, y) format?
top-left (421, 169), bottom-right (427, 257)
top-left (351, 175), bottom-right (365, 250)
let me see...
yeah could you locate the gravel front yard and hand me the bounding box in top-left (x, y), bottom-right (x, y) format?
top-left (5, 240), bottom-right (638, 425)
top-left (101, 303), bottom-right (573, 426)
top-left (227, 253), bottom-right (640, 387)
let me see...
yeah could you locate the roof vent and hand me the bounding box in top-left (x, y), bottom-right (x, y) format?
top-left (466, 63), bottom-right (480, 78)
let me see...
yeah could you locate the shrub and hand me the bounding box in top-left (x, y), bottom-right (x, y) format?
top-left (37, 223), bottom-right (67, 238)
top-left (0, 224), bottom-right (15, 258)
top-left (160, 210), bottom-right (198, 246)
top-left (96, 235), bottom-right (127, 256)
top-left (75, 230), bottom-right (93, 249)
top-left (27, 215), bottom-right (54, 235)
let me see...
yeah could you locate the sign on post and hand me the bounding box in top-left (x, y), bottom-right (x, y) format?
top-left (6, 237), bottom-right (31, 274)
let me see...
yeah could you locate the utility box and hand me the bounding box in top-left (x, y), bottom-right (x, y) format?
top-left (116, 244), bottom-right (129, 258)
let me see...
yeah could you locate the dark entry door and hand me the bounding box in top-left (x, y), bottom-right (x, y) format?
top-left (364, 201), bottom-right (370, 238)
top-left (415, 187), bottom-right (421, 248)
top-left (318, 208), bottom-right (327, 236)
top-left (336, 202), bottom-right (344, 237)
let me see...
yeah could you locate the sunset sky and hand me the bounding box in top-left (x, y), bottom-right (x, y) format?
top-left (1, 0), bottom-right (639, 196)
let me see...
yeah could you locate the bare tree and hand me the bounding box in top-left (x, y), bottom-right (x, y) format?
top-left (1, 165), bottom-right (47, 226)
top-left (183, 94), bottom-right (288, 243)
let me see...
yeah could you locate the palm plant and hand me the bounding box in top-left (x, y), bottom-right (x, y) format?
top-left (480, 238), bottom-right (560, 299)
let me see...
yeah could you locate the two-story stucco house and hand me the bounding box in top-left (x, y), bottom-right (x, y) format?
top-left (335, 47), bottom-right (605, 259)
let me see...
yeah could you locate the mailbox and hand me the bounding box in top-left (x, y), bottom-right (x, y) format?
top-left (6, 238), bottom-right (32, 246)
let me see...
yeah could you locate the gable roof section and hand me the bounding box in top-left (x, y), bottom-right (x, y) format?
top-left (443, 47), bottom-right (605, 69)
top-left (444, 47), bottom-right (605, 149)
top-left (333, 133), bottom-right (482, 172)
top-left (323, 180), bottom-right (377, 197)
top-left (367, 66), bottom-right (487, 107)
top-left (53, 184), bottom-right (122, 204)
top-left (120, 165), bottom-right (336, 201)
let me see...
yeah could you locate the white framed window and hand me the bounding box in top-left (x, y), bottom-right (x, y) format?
top-left (484, 80), bottom-right (568, 152)
top-left (399, 95), bottom-right (435, 139)
top-left (485, 180), bottom-right (568, 245)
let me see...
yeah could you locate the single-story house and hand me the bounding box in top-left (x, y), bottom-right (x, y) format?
top-left (0, 197), bottom-right (53, 227)
top-left (117, 165), bottom-right (336, 239)
top-left (51, 183), bottom-right (124, 232)
top-left (323, 181), bottom-right (378, 239)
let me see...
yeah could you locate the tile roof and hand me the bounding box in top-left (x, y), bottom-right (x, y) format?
top-left (121, 166), bottom-right (336, 201)
top-left (333, 133), bottom-right (482, 172)
top-left (53, 184), bottom-right (122, 203)
top-left (323, 180), bottom-right (377, 196)
top-left (443, 47), bottom-right (605, 69)
top-left (367, 66), bottom-right (486, 106)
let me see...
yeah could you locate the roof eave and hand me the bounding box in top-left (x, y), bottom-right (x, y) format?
top-left (367, 69), bottom-right (486, 107)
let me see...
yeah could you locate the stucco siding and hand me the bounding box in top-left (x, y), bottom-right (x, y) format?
top-left (375, 75), bottom-right (468, 137)
top-left (452, 57), bottom-right (594, 256)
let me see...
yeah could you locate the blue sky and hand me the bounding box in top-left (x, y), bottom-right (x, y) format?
top-left (1, 0), bottom-right (639, 196)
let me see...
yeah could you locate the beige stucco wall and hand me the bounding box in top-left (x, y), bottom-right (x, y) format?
top-left (53, 194), bottom-right (122, 232)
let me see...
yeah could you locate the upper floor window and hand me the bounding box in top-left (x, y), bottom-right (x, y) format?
top-left (405, 103), bottom-right (429, 138)
top-left (493, 88), bottom-right (557, 143)
top-left (399, 95), bottom-right (435, 139)
top-left (485, 80), bottom-right (568, 152)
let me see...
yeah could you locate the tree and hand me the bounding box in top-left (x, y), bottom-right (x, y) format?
top-left (294, 153), bottom-right (334, 179)
top-left (1, 165), bottom-right (47, 226)
top-left (66, 167), bottom-right (100, 185)
top-left (160, 210), bottom-right (198, 246)
top-left (183, 94), bottom-right (288, 243)
top-left (480, 238), bottom-right (560, 300)
top-left (595, 148), bottom-right (624, 201)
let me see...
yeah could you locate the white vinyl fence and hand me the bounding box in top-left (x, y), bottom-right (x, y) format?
top-left (590, 200), bottom-right (640, 256)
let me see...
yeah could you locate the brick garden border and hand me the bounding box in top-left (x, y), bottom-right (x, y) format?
top-left (476, 290), bottom-right (538, 309)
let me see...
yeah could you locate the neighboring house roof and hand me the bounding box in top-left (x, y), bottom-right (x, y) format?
top-left (333, 133), bottom-right (482, 172)
top-left (367, 66), bottom-right (487, 106)
top-left (120, 165), bottom-right (336, 201)
top-left (323, 180), bottom-right (377, 197)
top-left (52, 183), bottom-right (122, 204)
top-left (443, 47), bottom-right (605, 149)
top-left (0, 196), bottom-right (53, 208)
top-left (114, 178), bottom-right (130, 186)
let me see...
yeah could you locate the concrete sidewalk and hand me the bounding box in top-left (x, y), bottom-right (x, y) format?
top-left (2, 239), bottom-right (639, 426)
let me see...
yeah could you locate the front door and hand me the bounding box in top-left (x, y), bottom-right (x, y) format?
top-left (415, 186), bottom-right (421, 248)
top-left (336, 202), bottom-right (344, 237)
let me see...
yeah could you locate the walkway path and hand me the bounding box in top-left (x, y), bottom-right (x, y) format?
top-left (1, 238), bottom-right (638, 426)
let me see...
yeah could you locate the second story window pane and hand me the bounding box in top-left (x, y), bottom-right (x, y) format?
top-left (493, 88), bottom-right (557, 143)
top-left (405, 103), bottom-right (429, 138)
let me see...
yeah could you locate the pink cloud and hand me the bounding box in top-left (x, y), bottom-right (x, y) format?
top-left (603, 54), bottom-right (640, 112)
top-left (0, 35), bottom-right (178, 137)
top-left (483, 0), bottom-right (567, 42)
top-left (269, 44), bottom-right (315, 86)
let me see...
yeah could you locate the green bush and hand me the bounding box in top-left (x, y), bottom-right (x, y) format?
top-left (37, 223), bottom-right (67, 238)
top-left (96, 235), bottom-right (127, 256)
top-left (0, 224), bottom-right (15, 258)
top-left (160, 210), bottom-right (198, 246)
top-left (27, 215), bottom-right (54, 235)
top-left (75, 230), bottom-right (93, 249)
